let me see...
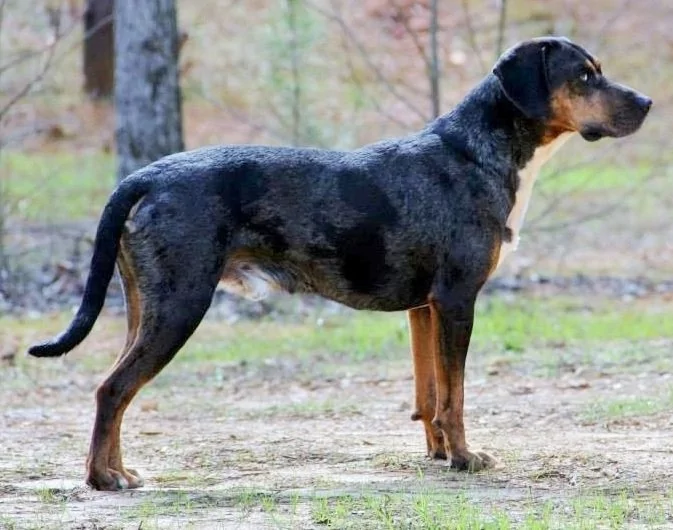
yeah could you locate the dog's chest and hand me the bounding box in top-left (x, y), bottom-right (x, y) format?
top-left (496, 133), bottom-right (573, 269)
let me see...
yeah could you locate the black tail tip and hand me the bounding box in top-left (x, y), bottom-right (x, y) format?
top-left (27, 342), bottom-right (68, 358)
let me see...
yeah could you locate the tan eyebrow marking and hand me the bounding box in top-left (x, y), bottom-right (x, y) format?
top-left (585, 59), bottom-right (602, 75)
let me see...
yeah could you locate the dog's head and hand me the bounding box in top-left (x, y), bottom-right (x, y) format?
top-left (493, 37), bottom-right (651, 143)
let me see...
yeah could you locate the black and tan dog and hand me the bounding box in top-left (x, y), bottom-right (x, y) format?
top-left (29, 37), bottom-right (651, 491)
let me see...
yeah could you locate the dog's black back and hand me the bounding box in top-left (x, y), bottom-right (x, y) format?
top-left (135, 75), bottom-right (529, 312)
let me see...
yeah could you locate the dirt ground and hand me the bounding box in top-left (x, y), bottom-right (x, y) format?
top-left (2, 310), bottom-right (673, 529)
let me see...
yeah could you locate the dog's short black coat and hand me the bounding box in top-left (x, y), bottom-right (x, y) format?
top-left (29, 37), bottom-right (651, 490)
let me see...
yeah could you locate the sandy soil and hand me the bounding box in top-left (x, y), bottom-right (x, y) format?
top-left (2, 327), bottom-right (673, 529)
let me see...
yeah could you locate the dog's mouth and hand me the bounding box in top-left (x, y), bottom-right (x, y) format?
top-left (580, 108), bottom-right (651, 142)
top-left (580, 128), bottom-right (604, 142)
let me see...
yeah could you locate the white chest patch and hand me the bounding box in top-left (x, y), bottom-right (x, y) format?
top-left (496, 132), bottom-right (574, 269)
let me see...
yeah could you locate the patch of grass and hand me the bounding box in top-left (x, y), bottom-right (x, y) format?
top-left (0, 518), bottom-right (18, 530)
top-left (179, 310), bottom-right (410, 365)
top-left (568, 489), bottom-right (667, 529)
top-left (121, 490), bottom-right (201, 524)
top-left (580, 387), bottom-right (673, 423)
top-left (306, 488), bottom-right (671, 530)
top-left (310, 491), bottom-right (512, 529)
top-left (35, 487), bottom-right (65, 505)
top-left (9, 294), bottom-right (673, 378)
top-left (474, 296), bottom-right (673, 352)
top-left (538, 163), bottom-right (653, 194)
top-left (2, 150), bottom-right (115, 222)
top-left (248, 399), bottom-right (361, 419)
top-left (178, 294), bottom-right (673, 370)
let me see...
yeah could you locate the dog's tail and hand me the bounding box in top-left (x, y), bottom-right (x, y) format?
top-left (28, 176), bottom-right (151, 358)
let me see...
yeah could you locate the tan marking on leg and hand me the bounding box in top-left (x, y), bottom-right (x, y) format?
top-left (408, 306), bottom-right (446, 459)
top-left (117, 239), bottom-right (141, 355)
top-left (91, 239), bottom-right (144, 487)
top-left (87, 240), bottom-right (149, 490)
top-left (429, 299), bottom-right (495, 472)
top-left (428, 301), bottom-right (465, 457)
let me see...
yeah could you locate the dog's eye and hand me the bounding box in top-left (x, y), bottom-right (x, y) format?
top-left (579, 72), bottom-right (590, 83)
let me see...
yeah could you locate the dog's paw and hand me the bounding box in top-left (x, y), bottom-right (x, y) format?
top-left (450, 450), bottom-right (496, 473)
top-left (86, 467), bottom-right (144, 491)
top-left (121, 467), bottom-right (145, 489)
top-left (429, 447), bottom-right (448, 460)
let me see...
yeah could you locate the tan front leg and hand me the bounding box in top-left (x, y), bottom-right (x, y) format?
top-left (408, 306), bottom-right (447, 459)
top-left (429, 294), bottom-right (495, 472)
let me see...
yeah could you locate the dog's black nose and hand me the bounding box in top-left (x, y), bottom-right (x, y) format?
top-left (639, 95), bottom-right (653, 112)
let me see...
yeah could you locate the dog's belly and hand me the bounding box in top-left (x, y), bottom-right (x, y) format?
top-left (218, 259), bottom-right (427, 311)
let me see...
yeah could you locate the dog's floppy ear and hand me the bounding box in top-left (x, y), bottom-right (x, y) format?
top-left (493, 40), bottom-right (551, 119)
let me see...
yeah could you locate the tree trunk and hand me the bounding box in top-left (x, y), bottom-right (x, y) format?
top-left (114, 0), bottom-right (184, 182)
top-left (83, 0), bottom-right (114, 99)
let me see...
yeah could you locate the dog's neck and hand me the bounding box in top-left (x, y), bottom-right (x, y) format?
top-left (427, 73), bottom-right (575, 268)
top-left (427, 74), bottom-right (548, 171)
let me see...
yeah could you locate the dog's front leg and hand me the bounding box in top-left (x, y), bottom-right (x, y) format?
top-left (428, 284), bottom-right (495, 472)
top-left (408, 306), bottom-right (447, 459)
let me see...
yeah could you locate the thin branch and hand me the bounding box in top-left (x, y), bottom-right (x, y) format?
top-left (395, 3), bottom-right (431, 71)
top-left (429, 0), bottom-right (440, 118)
top-left (193, 80), bottom-right (289, 143)
top-left (0, 41), bottom-right (57, 122)
top-left (333, 1), bottom-right (410, 129)
top-left (0, 10), bottom-right (107, 76)
top-left (460, 0), bottom-right (487, 74)
top-left (530, 156), bottom-right (669, 233)
top-left (0, 13), bottom-right (85, 123)
top-left (308, 0), bottom-right (428, 122)
top-left (588, 0), bottom-right (633, 53)
top-left (495, 0), bottom-right (508, 60)
top-left (287, 0), bottom-right (302, 146)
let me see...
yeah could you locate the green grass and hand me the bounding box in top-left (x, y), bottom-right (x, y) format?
top-left (35, 487), bottom-right (65, 505)
top-left (580, 387), bottom-right (673, 423)
top-left (474, 296), bottom-right (673, 351)
top-left (177, 310), bottom-right (410, 365)
top-left (173, 295), bottom-right (673, 369)
top-left (247, 398), bottom-right (362, 419)
top-left (306, 488), bottom-right (667, 529)
top-left (538, 162), bottom-right (654, 194)
top-left (5, 294), bottom-right (673, 373)
top-left (95, 486), bottom-right (671, 530)
top-left (1, 151), bottom-right (115, 222)
top-left (311, 491), bottom-right (513, 529)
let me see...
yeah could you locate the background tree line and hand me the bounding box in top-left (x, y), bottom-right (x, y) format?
top-left (0, 0), bottom-right (670, 312)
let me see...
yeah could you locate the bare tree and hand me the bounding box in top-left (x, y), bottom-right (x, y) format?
top-left (287, 0), bottom-right (302, 145)
top-left (429, 0), bottom-right (439, 118)
top-left (495, 0), bottom-right (508, 60)
top-left (114, 0), bottom-right (183, 181)
top-left (83, 0), bottom-right (114, 99)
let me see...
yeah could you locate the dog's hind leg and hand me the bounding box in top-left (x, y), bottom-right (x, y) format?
top-left (100, 239), bottom-right (144, 487)
top-left (86, 229), bottom-right (221, 490)
top-left (86, 283), bottom-right (215, 490)
top-left (408, 307), bottom-right (447, 460)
